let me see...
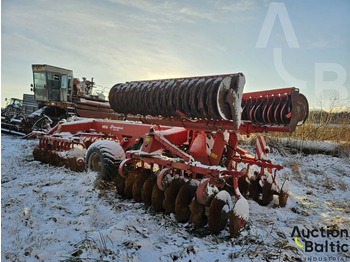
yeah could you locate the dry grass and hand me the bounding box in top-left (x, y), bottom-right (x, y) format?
top-left (289, 161), bottom-right (302, 182)
top-left (323, 176), bottom-right (336, 191)
top-left (338, 143), bottom-right (350, 157)
top-left (290, 161), bottom-right (300, 175)
top-left (62, 233), bottom-right (117, 262)
top-left (229, 220), bottom-right (303, 261)
top-left (270, 111), bottom-right (350, 144)
top-left (335, 178), bottom-right (348, 191)
top-left (268, 110), bottom-right (350, 157)
top-left (327, 201), bottom-right (350, 214)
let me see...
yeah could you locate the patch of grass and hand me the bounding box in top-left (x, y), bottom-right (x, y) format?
top-left (228, 222), bottom-right (303, 261)
top-left (323, 176), bottom-right (336, 191)
top-left (335, 178), bottom-right (348, 191)
top-left (338, 143), bottom-right (350, 157)
top-left (61, 233), bottom-right (117, 262)
top-left (269, 110), bottom-right (350, 144)
top-left (289, 161), bottom-right (302, 182)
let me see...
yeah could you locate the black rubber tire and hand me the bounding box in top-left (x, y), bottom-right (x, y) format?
top-left (85, 140), bottom-right (125, 182)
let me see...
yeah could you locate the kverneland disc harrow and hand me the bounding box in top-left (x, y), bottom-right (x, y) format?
top-left (31, 72), bottom-right (308, 237)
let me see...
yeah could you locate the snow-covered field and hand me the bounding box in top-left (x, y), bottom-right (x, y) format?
top-left (1, 133), bottom-right (349, 262)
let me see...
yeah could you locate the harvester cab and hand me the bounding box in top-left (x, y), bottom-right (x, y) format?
top-left (30, 64), bottom-right (119, 122)
top-left (32, 64), bottom-right (74, 105)
top-left (2, 64), bottom-right (118, 136)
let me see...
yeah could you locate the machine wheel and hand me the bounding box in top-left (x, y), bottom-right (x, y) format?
top-left (151, 184), bottom-right (165, 212)
top-left (85, 140), bottom-right (125, 182)
top-left (208, 190), bottom-right (232, 234)
top-left (175, 181), bottom-right (198, 222)
top-left (189, 198), bottom-right (207, 227)
top-left (163, 178), bottom-right (186, 215)
top-left (132, 169), bottom-right (151, 202)
top-left (142, 174), bottom-right (157, 205)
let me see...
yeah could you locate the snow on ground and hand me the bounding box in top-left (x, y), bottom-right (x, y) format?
top-left (1, 133), bottom-right (350, 262)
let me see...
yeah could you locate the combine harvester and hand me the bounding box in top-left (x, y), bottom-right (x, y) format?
top-left (32, 73), bottom-right (309, 237)
top-left (1, 64), bottom-right (120, 135)
top-left (30, 64), bottom-right (119, 121)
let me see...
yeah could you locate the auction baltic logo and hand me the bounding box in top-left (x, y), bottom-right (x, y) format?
top-left (292, 225), bottom-right (349, 256)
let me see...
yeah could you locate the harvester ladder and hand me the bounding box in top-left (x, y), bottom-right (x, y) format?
top-left (65, 103), bottom-right (77, 117)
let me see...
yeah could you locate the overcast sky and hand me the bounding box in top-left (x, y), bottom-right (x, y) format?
top-left (1, 0), bottom-right (350, 109)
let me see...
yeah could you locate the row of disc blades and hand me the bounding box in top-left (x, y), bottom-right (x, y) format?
top-left (241, 91), bottom-right (309, 130)
top-left (241, 95), bottom-right (292, 125)
top-left (109, 73), bottom-right (245, 123)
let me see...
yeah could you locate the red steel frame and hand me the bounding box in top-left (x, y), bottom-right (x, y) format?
top-left (34, 116), bottom-right (286, 199)
top-left (36, 116), bottom-right (288, 173)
